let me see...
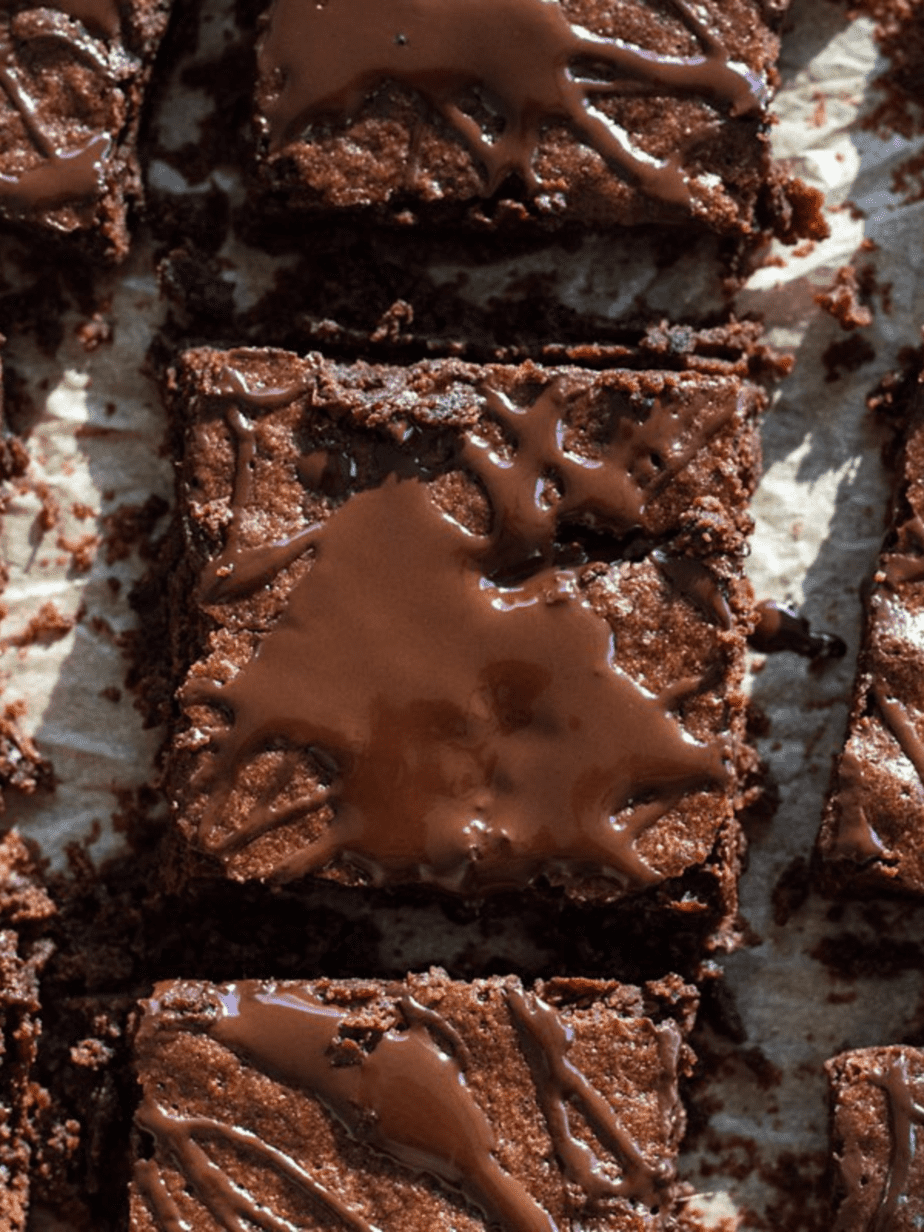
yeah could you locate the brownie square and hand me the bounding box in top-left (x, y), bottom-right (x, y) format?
top-left (252, 0), bottom-right (786, 234)
top-left (130, 971), bottom-right (697, 1231)
top-left (0, 0), bottom-right (173, 260)
top-left (0, 831), bottom-right (56, 1232)
top-left (826, 1046), bottom-right (924, 1231)
top-left (816, 365), bottom-right (924, 895)
top-left (163, 346), bottom-right (758, 920)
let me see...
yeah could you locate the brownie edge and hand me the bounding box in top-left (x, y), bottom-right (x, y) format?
top-left (130, 970), bottom-right (698, 1231)
top-left (816, 361), bottom-right (924, 896)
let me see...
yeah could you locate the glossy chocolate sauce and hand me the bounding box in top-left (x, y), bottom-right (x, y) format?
top-left (135, 981), bottom-right (663, 1230)
top-left (188, 370), bottom-right (732, 893)
top-left (0, 9), bottom-right (112, 209)
top-left (749, 600), bottom-right (846, 659)
top-left (259, 0), bottom-right (765, 205)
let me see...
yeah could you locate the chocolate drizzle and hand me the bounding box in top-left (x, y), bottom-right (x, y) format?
top-left (868, 1057), bottom-right (924, 1232)
top-left (135, 981), bottom-right (666, 1230)
top-left (259, 0), bottom-right (765, 206)
top-left (506, 985), bottom-right (674, 1208)
top-left (135, 1097), bottom-right (380, 1232)
top-left (0, 7), bottom-right (115, 209)
top-left (185, 368), bottom-right (733, 894)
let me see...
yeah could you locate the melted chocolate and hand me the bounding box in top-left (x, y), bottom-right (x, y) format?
top-left (870, 1057), bottom-right (924, 1232)
top-left (136, 981), bottom-right (664, 1230)
top-left (0, 15), bottom-right (112, 209)
top-left (135, 1098), bottom-right (380, 1232)
top-left (830, 747), bottom-right (887, 862)
top-left (506, 985), bottom-right (673, 1207)
top-left (187, 371), bottom-right (732, 893)
top-left (749, 600), bottom-right (846, 659)
top-left (259, 0), bottom-right (765, 206)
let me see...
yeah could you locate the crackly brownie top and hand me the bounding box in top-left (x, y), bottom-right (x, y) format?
top-left (172, 350), bottom-right (752, 897)
top-left (132, 972), bottom-right (695, 1231)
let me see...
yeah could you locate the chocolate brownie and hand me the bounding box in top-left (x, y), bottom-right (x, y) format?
top-left (161, 345), bottom-right (758, 923)
top-left (0, 0), bottom-right (173, 261)
top-left (252, 0), bottom-right (794, 235)
top-left (826, 1045), bottom-right (924, 1231)
top-left (0, 831), bottom-right (55, 1232)
top-left (130, 970), bottom-right (697, 1231)
top-left (816, 363), bottom-right (924, 895)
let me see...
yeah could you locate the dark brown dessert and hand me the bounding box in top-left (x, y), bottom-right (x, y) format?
top-left (826, 1045), bottom-right (924, 1231)
top-left (816, 363), bottom-right (924, 895)
top-left (252, 0), bottom-right (794, 235)
top-left (0, 0), bottom-right (173, 261)
top-left (161, 346), bottom-right (758, 926)
top-left (130, 970), bottom-right (697, 1231)
top-left (0, 830), bottom-right (55, 1232)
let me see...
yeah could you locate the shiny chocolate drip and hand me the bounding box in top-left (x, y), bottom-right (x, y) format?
top-left (831, 746), bottom-right (887, 862)
top-left (869, 1057), bottom-right (924, 1232)
top-left (506, 985), bottom-right (673, 1208)
top-left (135, 1096), bottom-right (379, 1232)
top-left (749, 599), bottom-right (846, 659)
top-left (189, 374), bottom-right (731, 892)
top-left (0, 17), bottom-right (111, 208)
top-left (259, 0), bottom-right (765, 206)
top-left (205, 983), bottom-right (559, 1232)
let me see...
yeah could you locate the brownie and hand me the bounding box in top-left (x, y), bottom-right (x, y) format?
top-left (816, 363), bottom-right (924, 895)
top-left (130, 970), bottom-right (697, 1231)
top-left (0, 831), bottom-right (56, 1232)
top-left (161, 345), bottom-right (758, 926)
top-left (251, 0), bottom-right (794, 235)
top-left (0, 0), bottom-right (173, 261)
top-left (826, 1045), bottom-right (924, 1231)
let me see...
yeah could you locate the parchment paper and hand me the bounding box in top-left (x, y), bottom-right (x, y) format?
top-left (3, 0), bottom-right (924, 1225)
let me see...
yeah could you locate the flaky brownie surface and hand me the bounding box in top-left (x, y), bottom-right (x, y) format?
top-left (817, 366), bottom-right (924, 895)
top-left (162, 347), bottom-right (758, 917)
top-left (252, 0), bottom-right (787, 235)
top-left (0, 0), bottom-right (173, 260)
top-left (130, 970), bottom-right (697, 1231)
top-left (827, 1045), bottom-right (924, 1232)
